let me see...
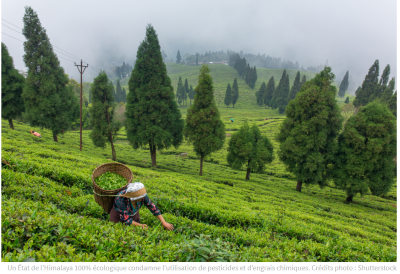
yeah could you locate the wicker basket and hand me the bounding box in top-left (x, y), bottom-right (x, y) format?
top-left (92, 162), bottom-right (133, 214)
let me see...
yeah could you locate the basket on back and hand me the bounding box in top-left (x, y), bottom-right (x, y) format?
top-left (92, 162), bottom-right (133, 214)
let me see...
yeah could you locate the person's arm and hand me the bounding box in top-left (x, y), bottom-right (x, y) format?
top-left (143, 196), bottom-right (174, 231)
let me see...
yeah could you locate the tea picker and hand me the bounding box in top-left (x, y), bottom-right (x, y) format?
top-left (30, 129), bottom-right (41, 138)
top-left (92, 163), bottom-right (174, 231)
top-left (231, 119), bottom-right (234, 123)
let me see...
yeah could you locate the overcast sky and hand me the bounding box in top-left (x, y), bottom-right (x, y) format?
top-left (1, 0), bottom-right (397, 89)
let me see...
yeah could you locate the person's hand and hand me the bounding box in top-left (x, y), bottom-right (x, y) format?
top-left (162, 222), bottom-right (174, 231)
top-left (140, 224), bottom-right (148, 230)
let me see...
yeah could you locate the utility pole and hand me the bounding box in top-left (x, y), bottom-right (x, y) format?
top-left (75, 60), bottom-right (88, 151)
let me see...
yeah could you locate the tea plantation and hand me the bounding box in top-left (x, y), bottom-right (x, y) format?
top-left (1, 109), bottom-right (397, 262)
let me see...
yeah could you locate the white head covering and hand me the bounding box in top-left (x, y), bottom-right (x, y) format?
top-left (126, 182), bottom-right (147, 201)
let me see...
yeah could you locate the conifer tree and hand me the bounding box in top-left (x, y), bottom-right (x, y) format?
top-left (184, 65), bottom-right (225, 176)
top-left (332, 101), bottom-right (396, 202)
top-left (344, 97), bottom-right (349, 104)
top-left (22, 6), bottom-right (79, 142)
top-left (224, 83), bottom-right (232, 107)
top-left (338, 71), bottom-right (349, 98)
top-left (111, 85), bottom-right (116, 101)
top-left (300, 75), bottom-right (306, 89)
top-left (264, 76), bottom-right (275, 109)
top-left (176, 50), bottom-right (181, 64)
top-left (227, 122), bottom-right (274, 180)
top-left (125, 25), bottom-right (184, 167)
top-left (161, 50), bottom-right (167, 62)
top-left (89, 71), bottom-right (120, 161)
top-left (250, 66), bottom-right (257, 90)
top-left (353, 60), bottom-right (379, 107)
top-left (2, 43), bottom-right (25, 130)
top-left (288, 71), bottom-right (301, 101)
top-left (256, 82), bottom-right (266, 107)
top-left (355, 86), bottom-right (361, 95)
top-left (276, 67), bottom-right (343, 192)
top-left (122, 87), bottom-right (127, 103)
top-left (244, 64), bottom-right (250, 82)
top-left (273, 70), bottom-right (287, 103)
top-left (188, 85), bottom-right (195, 106)
top-left (387, 91), bottom-right (397, 118)
top-left (115, 78), bottom-right (123, 102)
top-left (381, 77), bottom-right (395, 102)
top-left (176, 77), bottom-right (184, 106)
top-left (232, 77), bottom-right (239, 108)
top-left (277, 74), bottom-right (290, 114)
top-left (184, 78), bottom-right (189, 106)
top-left (370, 65), bottom-right (390, 101)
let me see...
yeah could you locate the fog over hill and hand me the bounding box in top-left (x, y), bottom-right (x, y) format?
top-left (2, 0), bottom-right (396, 92)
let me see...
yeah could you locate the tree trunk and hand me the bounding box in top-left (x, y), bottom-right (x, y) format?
top-left (245, 167), bottom-right (251, 180)
top-left (199, 156), bottom-right (203, 176)
top-left (53, 134), bottom-right (58, 142)
top-left (8, 119), bottom-right (14, 130)
top-left (296, 181), bottom-right (302, 192)
top-left (150, 143), bottom-right (157, 168)
top-left (109, 131), bottom-right (116, 161)
top-left (62, 129), bottom-right (65, 134)
top-left (346, 194), bottom-right (354, 203)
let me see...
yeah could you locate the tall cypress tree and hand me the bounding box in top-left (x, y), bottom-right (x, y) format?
top-left (244, 64), bottom-right (251, 82)
top-left (188, 84), bottom-right (195, 106)
top-left (276, 67), bottom-right (343, 192)
top-left (332, 101), bottom-right (396, 202)
top-left (250, 66), bottom-right (257, 90)
top-left (2, 43), bottom-right (25, 130)
top-left (227, 122), bottom-right (274, 180)
top-left (338, 71), bottom-right (349, 98)
top-left (300, 75), bottom-right (306, 87)
top-left (121, 87), bottom-right (127, 103)
top-left (125, 24), bottom-right (184, 167)
top-left (184, 78), bottom-right (189, 106)
top-left (381, 77), bottom-right (395, 102)
top-left (353, 60), bottom-right (379, 107)
top-left (273, 70), bottom-right (287, 103)
top-left (277, 74), bottom-right (290, 114)
top-left (115, 78), bottom-right (123, 102)
top-left (288, 71), bottom-right (301, 101)
top-left (256, 82), bottom-right (266, 107)
top-left (232, 77), bottom-right (239, 108)
top-left (89, 71), bottom-right (120, 161)
top-left (176, 50), bottom-right (181, 64)
top-left (184, 65), bottom-right (225, 176)
top-left (176, 77), bottom-right (184, 106)
top-left (22, 6), bottom-right (79, 142)
top-left (224, 83), bottom-right (232, 107)
top-left (370, 65), bottom-right (390, 101)
top-left (265, 76), bottom-right (275, 109)
top-left (387, 91), bottom-right (397, 118)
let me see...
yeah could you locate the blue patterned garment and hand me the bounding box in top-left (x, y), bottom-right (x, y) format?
top-left (113, 189), bottom-right (161, 225)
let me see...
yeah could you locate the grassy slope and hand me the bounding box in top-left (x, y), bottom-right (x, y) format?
top-left (1, 112), bottom-right (396, 262)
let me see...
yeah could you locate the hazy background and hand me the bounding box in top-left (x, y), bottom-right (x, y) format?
top-left (1, 0), bottom-right (397, 91)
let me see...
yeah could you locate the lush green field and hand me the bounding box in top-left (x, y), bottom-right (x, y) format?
top-left (1, 106), bottom-right (396, 262)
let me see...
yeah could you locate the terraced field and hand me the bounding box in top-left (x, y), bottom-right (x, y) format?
top-left (1, 111), bottom-right (396, 262)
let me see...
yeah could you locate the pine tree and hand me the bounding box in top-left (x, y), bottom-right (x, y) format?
top-left (338, 71), bottom-right (349, 98)
top-left (344, 97), bottom-right (349, 104)
top-left (161, 50), bottom-right (167, 62)
top-left (125, 25), bottom-right (184, 167)
top-left (387, 91), bottom-right (396, 118)
top-left (332, 101), bottom-right (396, 202)
top-left (89, 71), bottom-right (120, 161)
top-left (276, 67), bottom-right (343, 192)
top-left (115, 78), bottom-right (123, 102)
top-left (244, 63), bottom-right (250, 82)
top-left (2, 43), bottom-right (25, 130)
top-left (381, 77), bottom-right (395, 102)
top-left (355, 86), bottom-right (361, 95)
top-left (22, 6), bottom-right (79, 142)
top-left (232, 77), bottom-right (239, 108)
top-left (224, 83), bottom-right (232, 107)
top-left (250, 66), bottom-right (257, 90)
top-left (183, 65), bottom-right (225, 176)
top-left (188, 85), bottom-right (195, 106)
top-left (111, 85), bottom-right (116, 101)
top-left (176, 50), bottom-right (181, 64)
top-left (353, 60), bottom-right (379, 107)
top-left (184, 78), bottom-right (189, 106)
top-left (277, 74), bottom-right (290, 114)
top-left (256, 82), bottom-right (266, 107)
top-left (227, 122), bottom-right (274, 180)
top-left (264, 76), bottom-right (275, 109)
top-left (288, 71), bottom-right (301, 101)
top-left (273, 70), bottom-right (287, 103)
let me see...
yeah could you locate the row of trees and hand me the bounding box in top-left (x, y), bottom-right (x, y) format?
top-left (277, 67), bottom-right (396, 202)
top-left (224, 78), bottom-right (239, 108)
top-left (176, 77), bottom-right (195, 107)
top-left (114, 62), bottom-right (133, 79)
top-left (229, 54), bottom-right (258, 89)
